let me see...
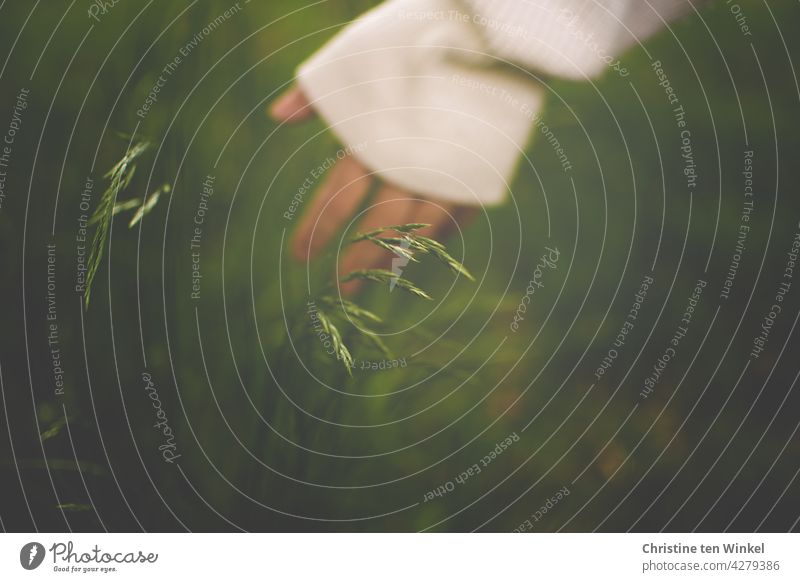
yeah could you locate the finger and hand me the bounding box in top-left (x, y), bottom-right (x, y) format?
top-left (410, 201), bottom-right (478, 283)
top-left (410, 200), bottom-right (479, 245)
top-left (292, 155), bottom-right (373, 261)
top-left (269, 85), bottom-right (316, 123)
top-left (408, 200), bottom-right (458, 239)
top-left (339, 183), bottom-right (417, 295)
top-left (437, 205), bottom-right (479, 241)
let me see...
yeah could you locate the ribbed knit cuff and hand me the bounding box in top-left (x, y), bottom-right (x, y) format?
top-left (296, 0), bottom-right (546, 206)
top-left (460, 0), bottom-right (700, 79)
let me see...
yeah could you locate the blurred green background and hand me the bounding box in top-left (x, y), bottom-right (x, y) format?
top-left (1, 0), bottom-right (799, 532)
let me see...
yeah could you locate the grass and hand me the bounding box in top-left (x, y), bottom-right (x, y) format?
top-left (2, 0), bottom-right (797, 532)
top-left (308, 223), bottom-right (475, 375)
top-left (84, 137), bottom-right (167, 308)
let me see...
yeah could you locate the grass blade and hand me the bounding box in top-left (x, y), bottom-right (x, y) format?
top-left (84, 139), bottom-right (152, 308)
top-left (341, 269), bottom-right (433, 300)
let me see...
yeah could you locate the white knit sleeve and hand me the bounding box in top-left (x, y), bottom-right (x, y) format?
top-left (295, 0), bottom-right (699, 206)
top-left (296, 0), bottom-right (545, 206)
top-left (459, 0), bottom-right (703, 79)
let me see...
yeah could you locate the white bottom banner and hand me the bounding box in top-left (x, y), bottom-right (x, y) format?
top-left (1, 533), bottom-right (797, 581)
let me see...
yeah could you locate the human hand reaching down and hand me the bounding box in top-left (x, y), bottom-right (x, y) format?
top-left (269, 85), bottom-right (477, 294)
top-left (269, 0), bottom-right (702, 294)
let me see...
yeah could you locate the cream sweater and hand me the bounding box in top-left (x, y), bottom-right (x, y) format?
top-left (296, 0), bottom-right (704, 206)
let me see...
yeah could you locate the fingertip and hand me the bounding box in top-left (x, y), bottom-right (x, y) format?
top-left (291, 245), bottom-right (308, 262)
top-left (269, 87), bottom-right (314, 123)
top-left (267, 100), bottom-right (284, 122)
top-left (290, 229), bottom-right (311, 262)
top-left (269, 95), bottom-right (294, 122)
top-left (339, 278), bottom-right (362, 297)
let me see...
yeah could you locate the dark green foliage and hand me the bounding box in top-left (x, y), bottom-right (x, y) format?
top-left (84, 139), bottom-right (152, 308)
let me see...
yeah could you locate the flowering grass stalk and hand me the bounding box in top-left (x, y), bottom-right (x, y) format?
top-left (309, 223), bottom-right (474, 375)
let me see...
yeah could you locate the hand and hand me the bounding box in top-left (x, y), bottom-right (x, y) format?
top-left (270, 86), bottom-right (477, 294)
